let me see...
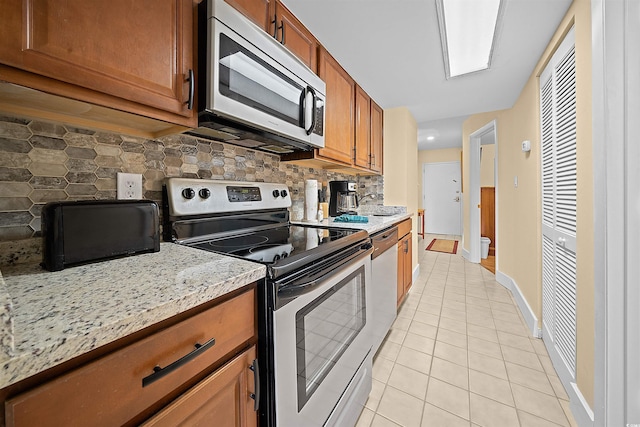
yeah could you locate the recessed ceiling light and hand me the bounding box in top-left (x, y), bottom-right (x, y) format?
top-left (436, 0), bottom-right (502, 78)
top-left (427, 136), bottom-right (435, 141)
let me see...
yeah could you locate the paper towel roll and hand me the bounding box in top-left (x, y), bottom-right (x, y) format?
top-left (304, 179), bottom-right (318, 223)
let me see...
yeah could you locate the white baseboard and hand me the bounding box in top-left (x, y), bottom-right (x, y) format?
top-left (494, 270), bottom-right (593, 426)
top-left (570, 382), bottom-right (595, 426)
top-left (495, 270), bottom-right (541, 338)
top-left (413, 264), bottom-right (420, 284)
top-left (461, 248), bottom-right (470, 261)
top-left (542, 315), bottom-right (594, 427)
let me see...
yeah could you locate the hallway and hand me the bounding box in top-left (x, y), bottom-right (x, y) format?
top-left (356, 234), bottom-right (578, 427)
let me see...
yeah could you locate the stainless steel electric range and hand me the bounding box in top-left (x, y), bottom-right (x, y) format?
top-left (163, 178), bottom-right (374, 427)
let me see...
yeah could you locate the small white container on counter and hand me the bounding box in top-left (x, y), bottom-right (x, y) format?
top-left (304, 179), bottom-right (318, 223)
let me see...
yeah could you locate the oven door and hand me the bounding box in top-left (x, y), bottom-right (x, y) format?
top-left (273, 251), bottom-right (373, 426)
top-left (207, 9), bottom-right (325, 148)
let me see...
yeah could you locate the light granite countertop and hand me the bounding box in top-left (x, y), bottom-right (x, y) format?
top-left (293, 212), bottom-right (413, 234)
top-left (0, 243), bottom-right (265, 388)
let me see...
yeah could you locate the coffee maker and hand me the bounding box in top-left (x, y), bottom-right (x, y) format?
top-left (329, 180), bottom-right (359, 217)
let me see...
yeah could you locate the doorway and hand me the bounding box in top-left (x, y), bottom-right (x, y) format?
top-left (422, 161), bottom-right (461, 235)
top-left (480, 132), bottom-right (497, 273)
top-left (468, 120), bottom-right (498, 265)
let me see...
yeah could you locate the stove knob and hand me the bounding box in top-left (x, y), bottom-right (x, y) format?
top-left (280, 189), bottom-right (288, 198)
top-left (182, 188), bottom-right (196, 199)
top-left (199, 188), bottom-right (211, 199)
top-left (272, 189), bottom-right (280, 198)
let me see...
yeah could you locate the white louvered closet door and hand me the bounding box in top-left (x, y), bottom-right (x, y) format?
top-left (540, 27), bottom-right (577, 382)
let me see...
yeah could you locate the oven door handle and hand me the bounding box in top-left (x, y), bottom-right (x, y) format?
top-left (277, 244), bottom-right (372, 299)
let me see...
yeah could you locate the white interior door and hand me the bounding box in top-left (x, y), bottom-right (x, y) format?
top-left (423, 161), bottom-right (461, 235)
top-left (540, 27), bottom-right (577, 384)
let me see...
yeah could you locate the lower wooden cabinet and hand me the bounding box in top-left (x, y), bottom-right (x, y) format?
top-left (143, 346), bottom-right (257, 427)
top-left (397, 231), bottom-right (413, 308)
top-left (4, 287), bottom-right (257, 427)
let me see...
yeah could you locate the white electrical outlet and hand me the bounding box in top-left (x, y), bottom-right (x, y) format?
top-left (117, 172), bottom-right (143, 200)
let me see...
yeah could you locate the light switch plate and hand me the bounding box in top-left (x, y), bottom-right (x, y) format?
top-left (117, 172), bottom-right (143, 199)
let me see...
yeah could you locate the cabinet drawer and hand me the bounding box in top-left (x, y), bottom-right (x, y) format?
top-left (397, 218), bottom-right (412, 240)
top-left (142, 346), bottom-right (257, 427)
top-left (6, 289), bottom-right (256, 427)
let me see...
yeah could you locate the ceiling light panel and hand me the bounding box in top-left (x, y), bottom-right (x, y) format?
top-left (438, 0), bottom-right (501, 78)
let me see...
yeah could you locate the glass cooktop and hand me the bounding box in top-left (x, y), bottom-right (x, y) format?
top-left (188, 225), bottom-right (362, 264)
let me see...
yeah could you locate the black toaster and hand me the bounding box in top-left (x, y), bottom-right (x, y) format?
top-left (41, 200), bottom-right (160, 271)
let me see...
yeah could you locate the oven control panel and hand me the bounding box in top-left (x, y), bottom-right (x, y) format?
top-left (166, 178), bottom-right (291, 216)
top-left (227, 186), bottom-right (262, 202)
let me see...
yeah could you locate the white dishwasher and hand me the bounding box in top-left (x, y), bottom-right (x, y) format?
top-left (370, 226), bottom-right (399, 354)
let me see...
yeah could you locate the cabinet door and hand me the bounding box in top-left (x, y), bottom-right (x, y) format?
top-left (403, 233), bottom-right (413, 294)
top-left (317, 48), bottom-right (355, 165)
top-left (354, 85), bottom-right (371, 169)
top-left (396, 233), bottom-right (412, 306)
top-left (0, 0), bottom-right (194, 120)
top-left (143, 346), bottom-right (257, 427)
top-left (370, 100), bottom-right (384, 174)
top-left (275, 2), bottom-right (317, 70)
top-left (225, 0), bottom-right (273, 34)
top-left (397, 239), bottom-right (405, 307)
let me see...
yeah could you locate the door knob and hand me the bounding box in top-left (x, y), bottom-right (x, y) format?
top-left (454, 196), bottom-right (460, 202)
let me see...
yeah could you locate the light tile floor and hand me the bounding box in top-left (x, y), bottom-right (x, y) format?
top-left (356, 234), bottom-right (578, 427)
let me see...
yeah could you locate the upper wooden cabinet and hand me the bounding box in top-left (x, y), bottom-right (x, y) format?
top-left (0, 0), bottom-right (196, 131)
top-left (224, 0), bottom-right (273, 32)
top-left (274, 3), bottom-right (317, 69)
top-left (354, 85), bottom-right (384, 173)
top-left (225, 0), bottom-right (317, 70)
top-left (370, 100), bottom-right (384, 173)
top-left (354, 86), bottom-right (371, 169)
top-left (317, 47), bottom-right (356, 166)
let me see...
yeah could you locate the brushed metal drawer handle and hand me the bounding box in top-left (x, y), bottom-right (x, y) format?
top-left (185, 69), bottom-right (195, 110)
top-left (249, 358), bottom-right (260, 411)
top-left (142, 337), bottom-right (216, 387)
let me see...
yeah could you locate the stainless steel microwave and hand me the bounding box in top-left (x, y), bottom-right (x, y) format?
top-left (191, 0), bottom-right (326, 155)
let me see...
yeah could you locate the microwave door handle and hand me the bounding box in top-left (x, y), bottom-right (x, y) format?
top-left (305, 85), bottom-right (317, 136)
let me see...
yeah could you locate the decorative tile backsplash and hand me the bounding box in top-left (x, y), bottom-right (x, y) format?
top-left (0, 114), bottom-right (383, 249)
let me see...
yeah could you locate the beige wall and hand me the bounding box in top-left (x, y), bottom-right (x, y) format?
top-left (480, 144), bottom-right (495, 187)
top-left (384, 107), bottom-right (419, 271)
top-left (461, 0), bottom-right (594, 407)
top-left (417, 148), bottom-right (462, 209)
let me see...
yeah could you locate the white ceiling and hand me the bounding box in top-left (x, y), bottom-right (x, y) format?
top-left (281, 0), bottom-right (572, 151)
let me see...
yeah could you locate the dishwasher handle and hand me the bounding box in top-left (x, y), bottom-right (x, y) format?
top-left (371, 226), bottom-right (398, 259)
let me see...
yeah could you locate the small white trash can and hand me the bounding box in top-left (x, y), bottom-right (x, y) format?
top-left (481, 237), bottom-right (491, 259)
